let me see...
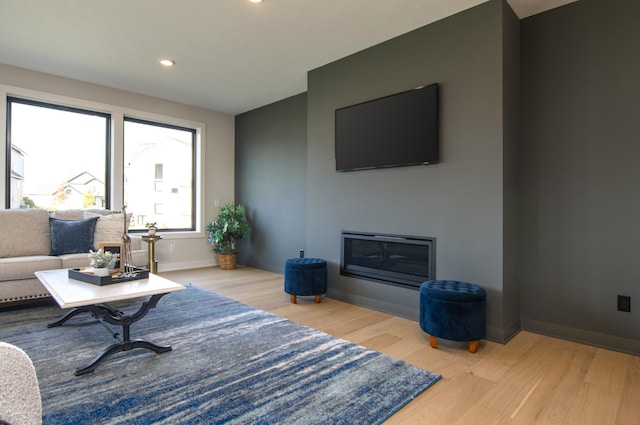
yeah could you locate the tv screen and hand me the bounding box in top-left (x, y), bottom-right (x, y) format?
top-left (335, 83), bottom-right (439, 171)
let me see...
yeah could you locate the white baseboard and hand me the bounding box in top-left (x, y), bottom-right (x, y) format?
top-left (157, 259), bottom-right (216, 272)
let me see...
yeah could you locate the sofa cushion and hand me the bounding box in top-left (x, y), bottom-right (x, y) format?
top-left (58, 253), bottom-right (94, 270)
top-left (0, 209), bottom-right (51, 258)
top-left (0, 256), bottom-right (62, 281)
top-left (92, 214), bottom-right (128, 249)
top-left (49, 217), bottom-right (99, 256)
top-left (48, 210), bottom-right (130, 250)
top-left (49, 209), bottom-right (86, 220)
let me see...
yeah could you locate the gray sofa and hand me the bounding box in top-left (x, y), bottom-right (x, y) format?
top-left (0, 208), bottom-right (147, 306)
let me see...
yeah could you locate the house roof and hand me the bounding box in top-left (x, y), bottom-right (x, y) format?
top-left (0, 0), bottom-right (576, 115)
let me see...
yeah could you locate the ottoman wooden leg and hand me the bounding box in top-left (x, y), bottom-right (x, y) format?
top-left (314, 295), bottom-right (322, 303)
top-left (290, 295), bottom-right (297, 304)
top-left (429, 335), bottom-right (438, 349)
top-left (468, 340), bottom-right (480, 353)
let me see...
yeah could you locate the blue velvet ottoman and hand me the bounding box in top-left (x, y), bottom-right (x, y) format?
top-left (419, 280), bottom-right (486, 353)
top-left (284, 258), bottom-right (328, 304)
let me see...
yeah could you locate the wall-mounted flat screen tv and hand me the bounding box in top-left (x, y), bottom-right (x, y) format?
top-left (335, 83), bottom-right (439, 171)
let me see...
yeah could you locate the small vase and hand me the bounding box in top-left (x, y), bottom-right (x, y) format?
top-left (148, 228), bottom-right (156, 236)
top-left (94, 267), bottom-right (110, 276)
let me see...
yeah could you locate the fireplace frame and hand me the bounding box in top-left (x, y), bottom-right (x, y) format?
top-left (340, 231), bottom-right (436, 289)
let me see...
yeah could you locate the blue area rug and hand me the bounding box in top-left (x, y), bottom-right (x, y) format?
top-left (0, 285), bottom-right (441, 424)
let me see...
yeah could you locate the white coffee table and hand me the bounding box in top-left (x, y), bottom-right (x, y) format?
top-left (35, 269), bottom-right (185, 376)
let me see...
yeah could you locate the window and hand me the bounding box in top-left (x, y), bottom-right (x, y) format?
top-left (124, 117), bottom-right (195, 232)
top-left (154, 164), bottom-right (163, 192)
top-left (4, 94), bottom-right (201, 234)
top-left (155, 163), bottom-right (164, 180)
top-left (6, 97), bottom-right (110, 210)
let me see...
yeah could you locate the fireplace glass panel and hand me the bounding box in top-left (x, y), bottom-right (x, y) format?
top-left (341, 232), bottom-right (435, 289)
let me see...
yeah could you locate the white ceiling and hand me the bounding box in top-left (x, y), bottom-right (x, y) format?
top-left (0, 0), bottom-right (577, 115)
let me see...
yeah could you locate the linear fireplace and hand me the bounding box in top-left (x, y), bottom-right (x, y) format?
top-left (340, 231), bottom-right (435, 289)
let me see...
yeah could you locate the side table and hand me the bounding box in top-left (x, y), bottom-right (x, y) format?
top-left (141, 235), bottom-right (162, 273)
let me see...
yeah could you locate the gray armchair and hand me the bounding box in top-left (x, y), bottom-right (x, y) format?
top-left (0, 342), bottom-right (42, 425)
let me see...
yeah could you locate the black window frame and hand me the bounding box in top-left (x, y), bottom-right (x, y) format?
top-left (5, 96), bottom-right (112, 209)
top-left (123, 116), bottom-right (197, 233)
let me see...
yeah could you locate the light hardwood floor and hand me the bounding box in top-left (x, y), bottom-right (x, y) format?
top-left (161, 266), bottom-right (640, 425)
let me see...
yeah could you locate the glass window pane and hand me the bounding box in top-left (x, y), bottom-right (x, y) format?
top-left (124, 118), bottom-right (194, 231)
top-left (155, 163), bottom-right (163, 180)
top-left (7, 99), bottom-right (109, 210)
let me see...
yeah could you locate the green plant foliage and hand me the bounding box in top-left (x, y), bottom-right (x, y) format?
top-left (206, 203), bottom-right (251, 254)
top-left (88, 249), bottom-right (120, 268)
top-left (22, 196), bottom-right (37, 209)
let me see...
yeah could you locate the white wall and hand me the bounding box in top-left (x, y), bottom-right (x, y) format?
top-left (0, 63), bottom-right (235, 271)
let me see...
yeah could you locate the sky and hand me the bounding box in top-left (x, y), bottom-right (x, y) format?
top-left (11, 102), bottom-right (107, 196)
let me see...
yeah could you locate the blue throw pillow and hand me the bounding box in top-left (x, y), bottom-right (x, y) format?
top-left (49, 217), bottom-right (100, 256)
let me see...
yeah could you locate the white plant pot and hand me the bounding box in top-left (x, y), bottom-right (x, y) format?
top-left (94, 267), bottom-right (110, 276)
top-left (148, 229), bottom-right (156, 236)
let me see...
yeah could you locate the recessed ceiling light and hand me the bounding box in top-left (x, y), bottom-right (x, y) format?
top-left (159, 59), bottom-right (175, 67)
top-left (248, 0), bottom-right (263, 3)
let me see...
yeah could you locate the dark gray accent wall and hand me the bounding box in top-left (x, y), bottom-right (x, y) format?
top-left (519, 0), bottom-right (640, 353)
top-left (502, 0), bottom-right (521, 341)
top-left (306, 0), bottom-right (516, 342)
top-left (236, 0), bottom-right (640, 353)
top-left (235, 93), bottom-right (307, 273)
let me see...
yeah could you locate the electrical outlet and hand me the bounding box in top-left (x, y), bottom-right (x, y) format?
top-left (617, 295), bottom-right (631, 312)
top-left (169, 243), bottom-right (176, 252)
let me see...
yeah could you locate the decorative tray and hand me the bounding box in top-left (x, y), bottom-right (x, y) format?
top-left (68, 267), bottom-right (150, 286)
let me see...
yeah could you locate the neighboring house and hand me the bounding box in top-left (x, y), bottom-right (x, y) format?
top-left (9, 145), bottom-right (26, 208)
top-left (18, 171), bottom-right (105, 211)
top-left (58, 171), bottom-right (106, 209)
top-left (125, 136), bottom-right (192, 230)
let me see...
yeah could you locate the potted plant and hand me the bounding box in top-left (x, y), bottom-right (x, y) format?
top-left (206, 203), bottom-right (251, 270)
top-left (88, 249), bottom-right (120, 276)
top-left (145, 222), bottom-right (158, 236)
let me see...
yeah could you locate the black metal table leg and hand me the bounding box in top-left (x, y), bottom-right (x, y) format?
top-left (48, 293), bottom-right (171, 376)
top-left (47, 307), bottom-right (91, 328)
top-left (74, 339), bottom-right (172, 376)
